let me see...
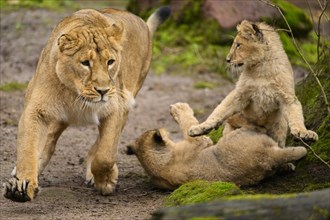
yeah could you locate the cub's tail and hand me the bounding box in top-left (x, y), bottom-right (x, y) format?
top-left (146, 6), bottom-right (171, 36)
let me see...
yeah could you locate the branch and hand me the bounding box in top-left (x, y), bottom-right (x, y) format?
top-left (316, 1), bottom-right (329, 61)
top-left (298, 137), bottom-right (330, 169)
top-left (258, 0), bottom-right (330, 114)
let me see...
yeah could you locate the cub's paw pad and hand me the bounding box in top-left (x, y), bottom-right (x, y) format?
top-left (188, 125), bottom-right (212, 137)
top-left (3, 178), bottom-right (38, 202)
top-left (170, 103), bottom-right (193, 121)
top-left (293, 130), bottom-right (318, 142)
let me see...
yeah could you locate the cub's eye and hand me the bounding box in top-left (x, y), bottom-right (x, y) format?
top-left (107, 59), bottom-right (115, 66)
top-left (236, 43), bottom-right (241, 48)
top-left (81, 60), bottom-right (90, 67)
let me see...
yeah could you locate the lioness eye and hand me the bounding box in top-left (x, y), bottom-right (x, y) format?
top-left (81, 60), bottom-right (90, 67)
top-left (236, 43), bottom-right (241, 48)
top-left (108, 59), bottom-right (115, 66)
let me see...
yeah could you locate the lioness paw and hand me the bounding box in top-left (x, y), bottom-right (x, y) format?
top-left (3, 177), bottom-right (38, 202)
top-left (85, 176), bottom-right (94, 187)
top-left (93, 163), bottom-right (118, 196)
top-left (292, 129), bottom-right (318, 142)
top-left (170, 102), bottom-right (193, 122)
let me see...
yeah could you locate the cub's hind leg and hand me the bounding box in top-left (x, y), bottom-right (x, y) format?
top-left (170, 103), bottom-right (198, 137)
top-left (272, 146), bottom-right (307, 172)
top-left (170, 103), bottom-right (212, 147)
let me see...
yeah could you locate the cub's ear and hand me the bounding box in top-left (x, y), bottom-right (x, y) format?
top-left (153, 129), bottom-right (165, 146)
top-left (252, 23), bottom-right (263, 42)
top-left (237, 20), bottom-right (263, 42)
top-left (57, 34), bottom-right (82, 55)
top-left (126, 145), bottom-right (135, 155)
top-left (105, 22), bottom-right (124, 42)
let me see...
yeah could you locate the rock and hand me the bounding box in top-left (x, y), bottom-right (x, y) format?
top-left (151, 188), bottom-right (330, 220)
top-left (202, 0), bottom-right (278, 29)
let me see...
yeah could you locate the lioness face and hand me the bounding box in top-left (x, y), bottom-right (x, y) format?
top-left (56, 26), bottom-right (123, 105)
top-left (226, 20), bottom-right (266, 69)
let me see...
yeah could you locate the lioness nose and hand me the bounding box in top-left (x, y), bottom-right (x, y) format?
top-left (95, 87), bottom-right (110, 96)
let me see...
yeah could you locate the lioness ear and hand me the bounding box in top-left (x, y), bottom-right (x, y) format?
top-left (58, 34), bottom-right (82, 55)
top-left (153, 129), bottom-right (165, 146)
top-left (106, 22), bottom-right (124, 42)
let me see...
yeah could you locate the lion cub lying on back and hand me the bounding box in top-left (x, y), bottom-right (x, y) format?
top-left (188, 20), bottom-right (318, 147)
top-left (127, 103), bottom-right (307, 190)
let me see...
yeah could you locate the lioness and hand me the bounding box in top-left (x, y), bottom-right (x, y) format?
top-left (188, 20), bottom-right (318, 147)
top-left (127, 103), bottom-right (307, 190)
top-left (3, 6), bottom-right (170, 202)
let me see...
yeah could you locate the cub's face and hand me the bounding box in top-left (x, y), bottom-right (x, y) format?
top-left (56, 25), bottom-right (123, 105)
top-left (127, 129), bottom-right (168, 157)
top-left (226, 20), bottom-right (266, 69)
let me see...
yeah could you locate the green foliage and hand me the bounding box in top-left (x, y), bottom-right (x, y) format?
top-left (280, 32), bottom-right (318, 68)
top-left (164, 180), bottom-right (243, 207)
top-left (207, 126), bottom-right (224, 144)
top-left (271, 0), bottom-right (313, 38)
top-left (0, 82), bottom-right (27, 91)
top-left (193, 81), bottom-right (217, 89)
top-left (292, 54), bottom-right (330, 165)
top-left (1, 0), bottom-right (78, 11)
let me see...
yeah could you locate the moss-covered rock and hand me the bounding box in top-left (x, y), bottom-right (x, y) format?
top-left (164, 180), bottom-right (243, 207)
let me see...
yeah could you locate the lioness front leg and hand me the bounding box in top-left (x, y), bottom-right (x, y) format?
top-left (4, 112), bottom-right (47, 202)
top-left (89, 112), bottom-right (126, 195)
top-left (188, 90), bottom-right (244, 137)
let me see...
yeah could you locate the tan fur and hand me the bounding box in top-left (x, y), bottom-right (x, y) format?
top-left (4, 7), bottom-right (169, 202)
top-left (188, 20), bottom-right (318, 147)
top-left (128, 103), bottom-right (307, 190)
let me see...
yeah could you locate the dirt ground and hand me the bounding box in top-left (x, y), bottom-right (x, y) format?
top-left (0, 7), bottom-right (234, 219)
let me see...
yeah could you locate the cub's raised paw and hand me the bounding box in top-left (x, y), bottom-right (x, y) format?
top-left (188, 124), bottom-right (213, 137)
top-left (170, 103), bottom-right (193, 122)
top-left (3, 177), bottom-right (38, 202)
top-left (292, 129), bottom-right (318, 142)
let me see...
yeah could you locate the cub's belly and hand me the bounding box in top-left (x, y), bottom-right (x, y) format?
top-left (243, 92), bottom-right (281, 125)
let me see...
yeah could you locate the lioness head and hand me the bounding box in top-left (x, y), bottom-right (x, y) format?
top-left (56, 22), bottom-right (123, 105)
top-left (226, 20), bottom-right (268, 69)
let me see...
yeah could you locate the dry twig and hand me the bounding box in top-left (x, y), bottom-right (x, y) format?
top-left (298, 137), bottom-right (330, 169)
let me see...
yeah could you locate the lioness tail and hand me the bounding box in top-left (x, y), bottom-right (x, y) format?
top-left (147, 6), bottom-right (170, 36)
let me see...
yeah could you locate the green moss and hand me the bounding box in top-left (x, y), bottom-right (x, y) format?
top-left (164, 180), bottom-right (243, 207)
top-left (207, 126), bottom-right (224, 144)
top-left (271, 0), bottom-right (313, 38)
top-left (0, 82), bottom-right (27, 91)
top-left (193, 81), bottom-right (217, 89)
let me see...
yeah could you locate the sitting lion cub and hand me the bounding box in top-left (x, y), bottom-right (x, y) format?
top-left (127, 103), bottom-right (307, 190)
top-left (188, 20), bottom-right (317, 147)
